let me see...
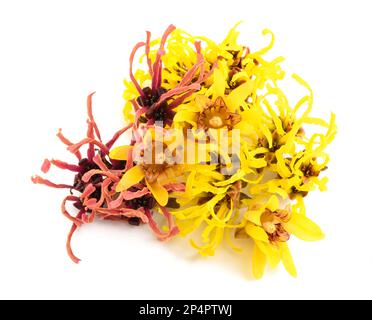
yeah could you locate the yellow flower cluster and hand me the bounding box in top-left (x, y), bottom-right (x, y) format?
top-left (112, 23), bottom-right (336, 278)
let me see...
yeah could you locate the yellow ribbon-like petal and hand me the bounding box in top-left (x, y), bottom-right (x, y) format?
top-left (109, 145), bottom-right (133, 161)
top-left (284, 213), bottom-right (325, 241)
top-left (256, 241), bottom-right (280, 269)
top-left (173, 110), bottom-right (197, 127)
top-left (212, 68), bottom-right (226, 101)
top-left (279, 242), bottom-right (297, 277)
top-left (252, 243), bottom-right (267, 279)
top-left (266, 195), bottom-right (279, 212)
top-left (116, 165), bottom-right (145, 192)
top-left (146, 179), bottom-right (169, 207)
top-left (245, 223), bottom-right (269, 243)
top-left (226, 80), bottom-right (254, 111)
top-left (245, 209), bottom-right (263, 226)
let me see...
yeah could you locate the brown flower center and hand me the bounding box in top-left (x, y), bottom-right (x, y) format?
top-left (197, 96), bottom-right (241, 130)
top-left (208, 115), bottom-right (224, 128)
top-left (138, 141), bottom-right (176, 184)
top-left (142, 163), bottom-right (169, 184)
top-left (261, 207), bottom-right (291, 243)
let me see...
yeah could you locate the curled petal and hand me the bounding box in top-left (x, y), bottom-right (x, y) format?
top-left (145, 207), bottom-right (179, 241)
top-left (31, 175), bottom-right (72, 189)
top-left (82, 169), bottom-right (120, 184)
top-left (61, 196), bottom-right (82, 226)
top-left (56, 129), bottom-right (82, 160)
top-left (66, 210), bottom-right (84, 264)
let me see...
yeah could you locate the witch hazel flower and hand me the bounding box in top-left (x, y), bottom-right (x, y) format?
top-left (125, 25), bottom-right (216, 127)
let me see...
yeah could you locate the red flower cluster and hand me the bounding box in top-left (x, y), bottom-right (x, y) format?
top-left (32, 93), bottom-right (178, 263)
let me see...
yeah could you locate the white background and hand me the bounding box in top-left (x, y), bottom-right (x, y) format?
top-left (1, 0), bottom-right (371, 300)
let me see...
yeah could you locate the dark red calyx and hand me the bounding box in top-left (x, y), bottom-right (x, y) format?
top-left (127, 192), bottom-right (156, 210)
top-left (128, 217), bottom-right (141, 226)
top-left (73, 158), bottom-right (101, 194)
top-left (137, 86), bottom-right (167, 107)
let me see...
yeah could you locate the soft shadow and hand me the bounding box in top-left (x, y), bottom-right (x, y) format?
top-left (165, 231), bottom-right (257, 280)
